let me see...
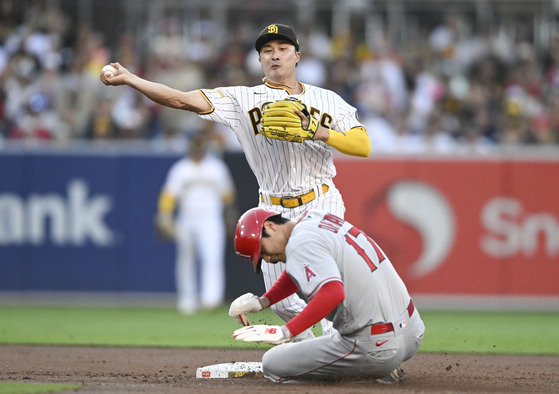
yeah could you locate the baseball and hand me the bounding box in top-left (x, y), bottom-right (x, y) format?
top-left (102, 64), bottom-right (118, 78)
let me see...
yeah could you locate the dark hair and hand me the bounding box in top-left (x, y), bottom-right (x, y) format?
top-left (261, 214), bottom-right (288, 238)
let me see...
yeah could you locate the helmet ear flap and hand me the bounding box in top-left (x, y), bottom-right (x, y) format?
top-left (234, 207), bottom-right (279, 273)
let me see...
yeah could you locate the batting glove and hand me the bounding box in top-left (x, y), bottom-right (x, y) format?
top-left (233, 325), bottom-right (292, 345)
top-left (228, 293), bottom-right (263, 325)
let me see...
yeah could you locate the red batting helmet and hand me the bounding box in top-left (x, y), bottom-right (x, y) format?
top-left (234, 207), bottom-right (280, 273)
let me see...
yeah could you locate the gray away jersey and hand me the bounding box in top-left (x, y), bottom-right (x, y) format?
top-left (285, 209), bottom-right (411, 335)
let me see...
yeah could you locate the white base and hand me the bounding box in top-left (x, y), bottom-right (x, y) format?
top-left (196, 361), bottom-right (263, 379)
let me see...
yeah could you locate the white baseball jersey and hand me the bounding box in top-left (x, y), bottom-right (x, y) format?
top-left (198, 83), bottom-right (364, 195)
top-left (199, 82), bottom-right (362, 332)
top-left (164, 155), bottom-right (234, 224)
top-left (163, 154), bottom-right (234, 313)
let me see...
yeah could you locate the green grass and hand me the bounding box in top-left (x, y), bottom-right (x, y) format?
top-left (420, 310), bottom-right (559, 355)
top-left (0, 383), bottom-right (80, 394)
top-left (0, 305), bottom-right (284, 348)
top-left (1, 306), bottom-right (557, 394)
top-left (0, 305), bottom-right (558, 355)
top-left (0, 305), bottom-right (280, 394)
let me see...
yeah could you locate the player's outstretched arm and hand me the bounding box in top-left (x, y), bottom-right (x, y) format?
top-left (100, 62), bottom-right (211, 113)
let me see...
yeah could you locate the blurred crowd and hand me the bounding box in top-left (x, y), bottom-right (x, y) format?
top-left (1, 0), bottom-right (559, 153)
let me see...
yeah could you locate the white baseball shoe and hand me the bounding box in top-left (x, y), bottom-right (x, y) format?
top-left (376, 367), bottom-right (404, 384)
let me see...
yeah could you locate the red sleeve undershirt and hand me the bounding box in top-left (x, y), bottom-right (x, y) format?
top-left (263, 271), bottom-right (345, 338)
top-left (262, 270), bottom-right (299, 305)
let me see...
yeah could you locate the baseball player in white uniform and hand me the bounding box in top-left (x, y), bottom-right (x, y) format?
top-left (229, 207), bottom-right (425, 383)
top-left (100, 24), bottom-right (370, 336)
top-left (156, 132), bottom-right (236, 314)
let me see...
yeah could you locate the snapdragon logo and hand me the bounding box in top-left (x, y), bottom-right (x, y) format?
top-left (386, 181), bottom-right (456, 278)
top-left (0, 179), bottom-right (115, 246)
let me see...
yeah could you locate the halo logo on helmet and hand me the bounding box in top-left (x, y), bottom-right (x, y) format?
top-left (234, 207), bottom-right (280, 274)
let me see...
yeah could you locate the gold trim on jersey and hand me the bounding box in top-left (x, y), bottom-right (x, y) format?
top-left (196, 89), bottom-right (218, 115)
top-left (264, 81), bottom-right (306, 95)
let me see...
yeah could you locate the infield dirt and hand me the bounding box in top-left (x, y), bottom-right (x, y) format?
top-left (1, 345), bottom-right (557, 393)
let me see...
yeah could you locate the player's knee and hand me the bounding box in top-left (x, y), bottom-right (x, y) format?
top-left (262, 345), bottom-right (290, 383)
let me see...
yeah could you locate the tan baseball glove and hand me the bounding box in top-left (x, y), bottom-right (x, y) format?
top-left (260, 98), bottom-right (319, 142)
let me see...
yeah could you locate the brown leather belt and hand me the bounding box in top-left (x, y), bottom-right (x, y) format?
top-left (370, 299), bottom-right (415, 335)
top-left (261, 184), bottom-right (329, 208)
